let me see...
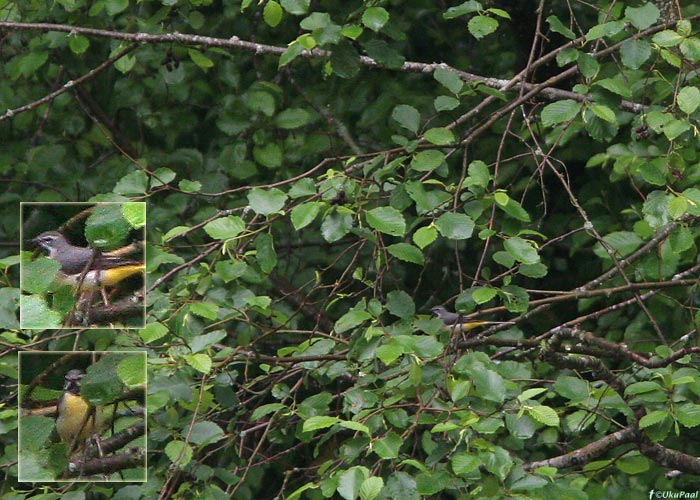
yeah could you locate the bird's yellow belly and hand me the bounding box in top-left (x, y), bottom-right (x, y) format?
top-left (56, 393), bottom-right (95, 444)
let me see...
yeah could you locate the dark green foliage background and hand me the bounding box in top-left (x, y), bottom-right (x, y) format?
top-left (2, 0), bottom-right (700, 499)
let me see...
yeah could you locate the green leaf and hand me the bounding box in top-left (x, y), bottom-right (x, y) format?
top-left (494, 193), bottom-right (531, 222)
top-left (677, 86), bottom-right (700, 114)
top-left (386, 290), bottom-right (415, 319)
top-left (387, 243), bottom-right (424, 265)
top-left (639, 160), bottom-right (667, 186)
top-left (653, 30), bottom-right (683, 47)
top-left (203, 216), bottom-right (245, 240)
top-left (20, 294), bottom-right (62, 329)
top-left (362, 7), bottom-right (389, 32)
top-left (363, 39), bottom-right (406, 69)
top-left (639, 410), bottom-right (668, 429)
top-left (342, 25), bottom-right (363, 40)
top-left (68, 35), bottom-right (90, 55)
top-left (376, 343), bottom-right (404, 365)
top-left (518, 388), bottom-right (548, 402)
top-left (140, 322), bottom-right (169, 343)
top-left (12, 50), bottom-right (49, 80)
top-left (677, 404), bottom-right (700, 428)
top-left (423, 127), bottom-right (455, 145)
top-left (616, 455), bottom-right (650, 474)
top-left (289, 178), bottom-right (317, 198)
top-left (527, 405), bottom-right (560, 427)
top-left (255, 233), bottom-right (277, 274)
top-left (553, 375), bottom-right (589, 403)
top-left (263, 0), bottom-right (283, 27)
top-left (215, 259), bottom-right (248, 283)
top-left (392, 105), bottom-right (420, 134)
top-left (339, 420), bottom-right (371, 435)
top-left (179, 179), bottom-right (202, 192)
top-left (248, 90), bottom-right (277, 115)
top-left (443, 1), bottom-right (481, 19)
top-left (589, 104), bottom-right (616, 123)
top-left (471, 369), bottom-right (506, 403)
top-left (472, 287), bottom-right (497, 304)
top-left (680, 38), bottom-right (700, 61)
top-left (189, 421), bottom-right (225, 446)
top-left (359, 477), bottom-right (384, 500)
top-left (279, 41), bottom-right (304, 67)
top-left (190, 302), bottom-right (219, 320)
top-left (434, 95), bottom-right (460, 111)
top-left (275, 108), bottom-right (312, 129)
top-left (468, 15), bottom-right (498, 40)
top-left (594, 76), bottom-right (633, 98)
top-left (105, 0), bottom-right (128, 15)
top-left (451, 453), bottom-right (481, 475)
top-left (188, 332), bottom-right (229, 354)
top-left (625, 3), bottom-right (660, 30)
top-left (321, 211), bottom-right (353, 243)
top-left (253, 143), bottom-right (283, 168)
top-left (188, 49), bottom-right (214, 71)
top-left (413, 226), bottom-right (438, 249)
top-left (557, 48), bottom-right (578, 67)
top-left (248, 187), bottom-right (288, 215)
top-left (291, 201), bottom-right (322, 230)
top-left (186, 353), bottom-right (212, 374)
top-left (366, 207), bottom-right (406, 236)
top-left (121, 202), bottom-right (146, 229)
top-left (660, 47), bottom-right (681, 67)
top-left (626, 381), bottom-right (664, 396)
top-left (331, 41), bottom-right (361, 79)
top-left (303, 415), bottom-right (341, 432)
top-left (669, 224), bottom-right (693, 251)
top-left (585, 21), bottom-right (625, 41)
top-left (541, 99), bottom-right (579, 126)
top-left (466, 160), bottom-right (491, 188)
top-left (280, 0), bottom-right (309, 15)
top-left (434, 68), bottom-right (464, 94)
top-left (338, 467), bottom-right (370, 500)
top-left (504, 237), bottom-right (539, 264)
top-left (435, 212), bottom-right (475, 240)
top-left (411, 150), bottom-right (445, 172)
top-left (519, 262), bottom-right (548, 278)
top-left (22, 257), bottom-right (60, 294)
top-left (251, 403), bottom-right (286, 421)
top-left (487, 8), bottom-right (510, 19)
top-left (151, 167), bottom-right (177, 187)
top-left (335, 309), bottom-right (371, 333)
top-left (114, 171), bottom-right (148, 195)
top-left (593, 231), bottom-right (643, 260)
top-left (682, 188), bottom-right (700, 216)
top-left (546, 15), bottom-right (575, 40)
top-left (577, 52), bottom-right (599, 79)
top-left (372, 432), bottom-right (402, 459)
top-left (663, 118), bottom-right (690, 140)
top-left (165, 440), bottom-right (193, 468)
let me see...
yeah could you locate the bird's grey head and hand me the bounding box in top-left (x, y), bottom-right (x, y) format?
top-left (63, 369), bottom-right (84, 393)
top-left (32, 231), bottom-right (70, 256)
top-left (431, 306), bottom-right (448, 317)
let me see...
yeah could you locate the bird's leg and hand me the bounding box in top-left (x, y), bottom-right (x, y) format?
top-left (100, 286), bottom-right (110, 306)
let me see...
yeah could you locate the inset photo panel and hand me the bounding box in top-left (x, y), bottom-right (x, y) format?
top-left (20, 202), bottom-right (146, 329)
top-left (18, 351), bottom-right (147, 482)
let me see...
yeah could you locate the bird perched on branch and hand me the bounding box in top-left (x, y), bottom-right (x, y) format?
top-left (56, 369), bottom-right (102, 452)
top-left (431, 305), bottom-right (514, 333)
top-left (31, 231), bottom-right (144, 292)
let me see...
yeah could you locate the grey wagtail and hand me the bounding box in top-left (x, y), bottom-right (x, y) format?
top-left (31, 231), bottom-right (144, 292)
top-left (56, 369), bottom-right (101, 451)
top-left (431, 306), bottom-right (514, 332)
